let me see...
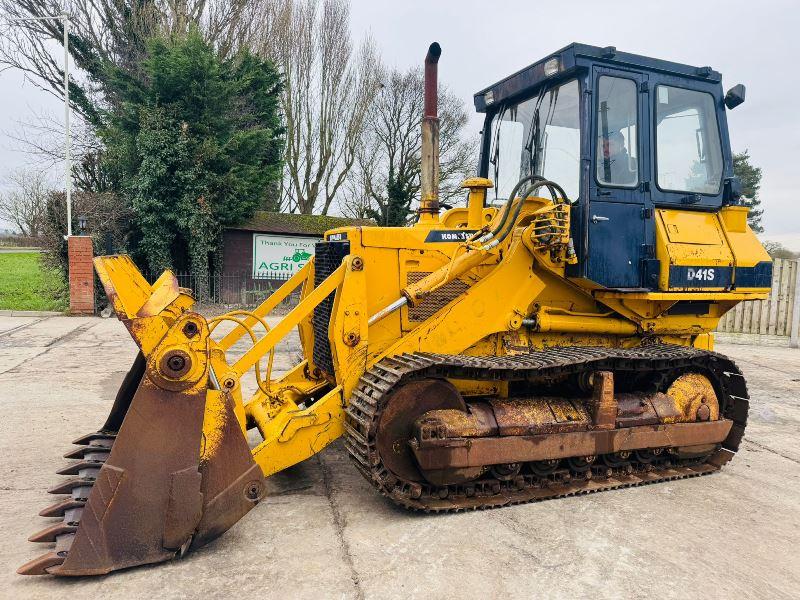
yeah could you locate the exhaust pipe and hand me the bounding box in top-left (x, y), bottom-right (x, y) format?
top-left (423, 42), bottom-right (441, 119)
top-left (419, 42), bottom-right (441, 221)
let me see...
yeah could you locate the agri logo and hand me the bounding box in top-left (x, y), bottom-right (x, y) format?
top-left (257, 248), bottom-right (311, 272)
top-left (252, 234), bottom-right (317, 278)
top-left (285, 249), bottom-right (312, 263)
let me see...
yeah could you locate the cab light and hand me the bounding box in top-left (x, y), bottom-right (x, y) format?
top-left (543, 57), bottom-right (560, 77)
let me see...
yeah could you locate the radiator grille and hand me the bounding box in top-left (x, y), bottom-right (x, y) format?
top-left (406, 271), bottom-right (470, 322)
top-left (312, 241), bottom-right (350, 375)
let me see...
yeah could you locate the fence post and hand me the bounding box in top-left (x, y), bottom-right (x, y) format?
top-left (790, 259), bottom-right (800, 348)
top-left (68, 235), bottom-right (95, 315)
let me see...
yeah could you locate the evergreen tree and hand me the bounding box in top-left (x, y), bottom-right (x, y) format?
top-left (102, 31), bottom-right (284, 293)
top-left (367, 172), bottom-right (415, 226)
top-left (733, 150), bottom-right (763, 232)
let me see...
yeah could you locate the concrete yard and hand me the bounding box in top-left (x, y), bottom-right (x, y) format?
top-left (1, 315), bottom-right (798, 599)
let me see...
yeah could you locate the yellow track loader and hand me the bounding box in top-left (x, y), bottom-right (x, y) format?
top-left (20, 42), bottom-right (771, 576)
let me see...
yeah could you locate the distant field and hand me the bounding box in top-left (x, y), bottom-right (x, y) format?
top-left (0, 252), bottom-right (67, 312)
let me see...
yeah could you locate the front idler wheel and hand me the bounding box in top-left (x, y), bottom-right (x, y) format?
top-left (567, 455), bottom-right (596, 473)
top-left (490, 463), bottom-right (522, 481)
top-left (526, 459), bottom-right (560, 477)
top-left (377, 378), bottom-right (468, 484)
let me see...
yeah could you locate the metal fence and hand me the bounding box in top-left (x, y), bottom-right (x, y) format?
top-left (145, 271), bottom-right (299, 309)
top-left (716, 258), bottom-right (800, 347)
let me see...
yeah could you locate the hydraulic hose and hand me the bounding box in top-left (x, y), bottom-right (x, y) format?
top-left (487, 178), bottom-right (569, 248)
top-left (464, 174), bottom-right (547, 248)
top-left (368, 176), bottom-right (569, 326)
top-left (489, 181), bottom-right (543, 246)
top-left (487, 174), bottom-right (546, 238)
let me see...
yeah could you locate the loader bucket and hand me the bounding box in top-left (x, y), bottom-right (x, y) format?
top-left (18, 256), bottom-right (265, 576)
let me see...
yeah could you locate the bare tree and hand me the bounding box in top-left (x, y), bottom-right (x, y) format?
top-left (0, 0), bottom-right (269, 200)
top-left (343, 65), bottom-right (477, 225)
top-left (252, 0), bottom-right (380, 214)
top-left (0, 170), bottom-right (52, 237)
top-left (0, 1), bottom-right (262, 122)
top-left (5, 108), bottom-right (105, 193)
top-left (763, 241), bottom-right (800, 260)
top-left (339, 178), bottom-right (374, 220)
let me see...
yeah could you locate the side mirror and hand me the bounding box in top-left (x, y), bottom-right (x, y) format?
top-left (723, 176), bottom-right (743, 204)
top-left (724, 84), bottom-right (746, 109)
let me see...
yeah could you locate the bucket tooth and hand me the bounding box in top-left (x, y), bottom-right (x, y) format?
top-left (18, 533), bottom-right (75, 575)
top-left (28, 522), bottom-right (78, 543)
top-left (64, 445), bottom-right (111, 460)
top-left (48, 477), bottom-right (97, 495)
top-left (39, 499), bottom-right (86, 518)
top-left (72, 432), bottom-right (116, 446)
top-left (57, 460), bottom-right (106, 476)
top-left (17, 551), bottom-right (65, 576)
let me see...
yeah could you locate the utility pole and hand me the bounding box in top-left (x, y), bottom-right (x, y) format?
top-left (9, 12), bottom-right (72, 236)
top-left (6, 13), bottom-right (93, 315)
top-left (63, 13), bottom-right (71, 237)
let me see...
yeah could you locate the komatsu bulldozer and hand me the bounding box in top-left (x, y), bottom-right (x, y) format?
top-left (20, 42), bottom-right (772, 576)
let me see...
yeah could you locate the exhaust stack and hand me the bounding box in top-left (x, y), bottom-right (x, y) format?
top-left (419, 42), bottom-right (441, 222)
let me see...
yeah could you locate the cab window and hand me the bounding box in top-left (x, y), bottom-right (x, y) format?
top-left (486, 79), bottom-right (580, 201)
top-left (595, 76), bottom-right (639, 188)
top-left (655, 86), bottom-right (723, 195)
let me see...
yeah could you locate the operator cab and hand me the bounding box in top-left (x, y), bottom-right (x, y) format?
top-left (475, 43), bottom-right (746, 290)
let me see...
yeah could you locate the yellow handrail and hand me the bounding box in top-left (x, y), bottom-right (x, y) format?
top-left (232, 263), bottom-right (346, 376)
top-left (219, 260), bottom-right (313, 350)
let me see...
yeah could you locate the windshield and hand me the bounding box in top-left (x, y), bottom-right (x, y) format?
top-left (655, 86), bottom-right (723, 195)
top-left (486, 79), bottom-right (580, 202)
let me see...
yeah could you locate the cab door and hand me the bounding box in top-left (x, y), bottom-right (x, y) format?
top-left (585, 67), bottom-right (653, 289)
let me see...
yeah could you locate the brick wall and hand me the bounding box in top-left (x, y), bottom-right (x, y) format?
top-left (68, 236), bottom-right (95, 315)
top-left (221, 230), bottom-right (261, 303)
top-left (222, 229), bottom-right (254, 275)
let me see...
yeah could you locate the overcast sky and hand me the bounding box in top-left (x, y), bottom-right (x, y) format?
top-left (1, 0), bottom-right (798, 248)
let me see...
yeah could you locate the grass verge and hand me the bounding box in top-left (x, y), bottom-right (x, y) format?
top-left (0, 252), bottom-right (67, 312)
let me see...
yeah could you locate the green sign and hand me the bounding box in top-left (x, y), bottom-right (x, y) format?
top-left (252, 234), bottom-right (317, 278)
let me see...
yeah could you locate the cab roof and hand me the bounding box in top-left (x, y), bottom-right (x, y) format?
top-left (474, 42), bottom-right (722, 113)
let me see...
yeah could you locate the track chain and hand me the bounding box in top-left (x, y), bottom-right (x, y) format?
top-left (344, 344), bottom-right (749, 512)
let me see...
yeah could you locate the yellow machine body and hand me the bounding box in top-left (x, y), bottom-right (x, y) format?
top-left (83, 184), bottom-right (768, 481)
top-left (655, 206), bottom-right (771, 292)
top-left (19, 41), bottom-right (770, 578)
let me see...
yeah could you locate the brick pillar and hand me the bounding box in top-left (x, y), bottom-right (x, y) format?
top-left (68, 236), bottom-right (95, 315)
